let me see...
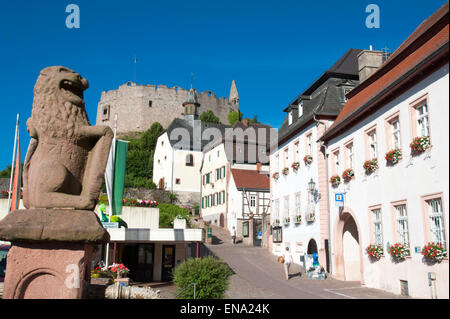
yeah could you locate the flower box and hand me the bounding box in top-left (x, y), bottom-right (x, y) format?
top-left (272, 172), bottom-right (280, 180)
top-left (291, 162), bottom-right (300, 172)
top-left (342, 168), bottom-right (354, 183)
top-left (388, 243), bottom-right (410, 260)
top-left (422, 242), bottom-right (447, 262)
top-left (274, 219), bottom-right (280, 226)
top-left (366, 244), bottom-right (383, 259)
top-left (410, 136), bottom-right (430, 155)
top-left (294, 215), bottom-right (302, 224)
top-left (304, 155), bottom-right (313, 165)
top-left (329, 175), bottom-right (341, 187)
top-left (282, 167), bottom-right (289, 176)
top-left (305, 212), bottom-right (315, 222)
top-left (363, 158), bottom-right (378, 174)
top-left (385, 149), bottom-right (402, 165)
top-left (284, 217), bottom-right (290, 225)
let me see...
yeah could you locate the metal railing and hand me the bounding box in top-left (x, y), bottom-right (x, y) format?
top-left (175, 282), bottom-right (197, 299)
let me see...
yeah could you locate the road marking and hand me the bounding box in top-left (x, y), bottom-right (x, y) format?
top-left (323, 288), bottom-right (360, 299)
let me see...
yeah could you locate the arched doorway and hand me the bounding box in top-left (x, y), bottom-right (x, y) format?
top-left (307, 239), bottom-right (318, 254)
top-left (334, 210), bottom-right (363, 282)
top-left (219, 213), bottom-right (225, 228)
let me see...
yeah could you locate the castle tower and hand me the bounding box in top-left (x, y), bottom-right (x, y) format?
top-left (229, 80), bottom-right (239, 109)
top-left (183, 87), bottom-right (200, 126)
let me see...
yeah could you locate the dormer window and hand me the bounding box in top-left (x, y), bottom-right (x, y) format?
top-left (288, 110), bottom-right (293, 125)
top-left (343, 87), bottom-right (352, 103)
top-left (298, 101), bottom-right (303, 118)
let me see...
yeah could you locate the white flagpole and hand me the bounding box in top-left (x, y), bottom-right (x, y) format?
top-left (7, 114), bottom-right (19, 214)
top-left (104, 114), bottom-right (118, 267)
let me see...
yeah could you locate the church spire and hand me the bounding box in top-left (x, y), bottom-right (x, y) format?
top-left (229, 80), bottom-right (239, 106)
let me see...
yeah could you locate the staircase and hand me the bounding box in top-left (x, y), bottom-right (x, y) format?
top-left (207, 224), bottom-right (233, 245)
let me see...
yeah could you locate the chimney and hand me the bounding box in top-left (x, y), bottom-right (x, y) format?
top-left (357, 49), bottom-right (384, 83)
top-left (242, 119), bottom-right (249, 127)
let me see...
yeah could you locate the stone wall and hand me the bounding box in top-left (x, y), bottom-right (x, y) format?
top-left (96, 82), bottom-right (239, 132)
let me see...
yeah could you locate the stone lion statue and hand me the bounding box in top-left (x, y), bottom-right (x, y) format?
top-left (23, 66), bottom-right (113, 210)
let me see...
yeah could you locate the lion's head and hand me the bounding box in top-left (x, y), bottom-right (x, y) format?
top-left (30, 66), bottom-right (91, 139)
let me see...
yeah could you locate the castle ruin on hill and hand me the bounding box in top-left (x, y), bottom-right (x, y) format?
top-left (96, 80), bottom-right (240, 133)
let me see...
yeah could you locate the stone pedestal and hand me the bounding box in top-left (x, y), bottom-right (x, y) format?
top-left (0, 209), bottom-right (109, 299)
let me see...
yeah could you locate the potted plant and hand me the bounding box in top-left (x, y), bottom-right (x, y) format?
top-left (291, 162), bottom-right (300, 172)
top-left (385, 149), bottom-right (402, 165)
top-left (366, 244), bottom-right (383, 259)
top-left (388, 243), bottom-right (410, 261)
top-left (272, 172), bottom-right (280, 180)
top-left (330, 175), bottom-right (341, 187)
top-left (294, 214), bottom-right (302, 224)
top-left (422, 242), bottom-right (447, 263)
top-left (274, 219), bottom-right (280, 226)
top-left (342, 168), bottom-right (354, 183)
top-left (306, 212), bottom-right (315, 222)
top-left (410, 136), bottom-right (430, 155)
top-left (363, 158), bottom-right (378, 174)
top-left (284, 217), bottom-right (290, 225)
top-left (304, 155), bottom-right (313, 165)
top-left (282, 167), bottom-right (289, 176)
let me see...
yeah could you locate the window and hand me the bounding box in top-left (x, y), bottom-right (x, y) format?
top-left (211, 194), bottom-right (215, 206)
top-left (222, 191), bottom-right (226, 204)
top-left (250, 195), bottom-right (256, 207)
top-left (391, 119), bottom-right (401, 149)
top-left (284, 148), bottom-right (289, 166)
top-left (216, 192), bottom-right (220, 205)
top-left (343, 88), bottom-right (352, 103)
top-left (295, 193), bottom-right (301, 215)
top-left (288, 111), bottom-right (293, 125)
top-left (273, 199), bottom-right (280, 222)
top-left (216, 168), bottom-right (221, 180)
top-left (346, 143), bottom-right (354, 169)
top-left (221, 166), bottom-right (226, 179)
top-left (203, 173), bottom-right (210, 185)
top-left (175, 178), bottom-right (181, 185)
top-left (416, 103), bottom-right (430, 137)
top-left (202, 197), bottom-right (205, 209)
top-left (149, 100), bottom-right (152, 107)
top-left (395, 204), bottom-right (409, 247)
top-left (298, 101), bottom-right (303, 118)
top-left (284, 196), bottom-right (290, 219)
top-left (294, 141), bottom-right (299, 161)
top-left (372, 208), bottom-right (383, 246)
top-left (306, 133), bottom-right (313, 155)
top-left (217, 150), bottom-right (220, 158)
top-left (102, 105), bottom-right (110, 120)
top-left (186, 154), bottom-right (194, 166)
top-left (427, 198), bottom-right (446, 249)
top-left (333, 150), bottom-right (340, 175)
top-left (367, 129), bottom-right (377, 159)
top-left (275, 154), bottom-right (280, 172)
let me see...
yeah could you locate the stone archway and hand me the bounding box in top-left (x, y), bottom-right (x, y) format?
top-left (333, 209), bottom-right (364, 282)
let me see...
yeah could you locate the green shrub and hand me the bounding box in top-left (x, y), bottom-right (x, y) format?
top-left (158, 203), bottom-right (190, 228)
top-left (173, 256), bottom-right (232, 299)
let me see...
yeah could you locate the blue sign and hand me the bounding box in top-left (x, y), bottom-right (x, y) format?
top-left (335, 193), bottom-right (344, 202)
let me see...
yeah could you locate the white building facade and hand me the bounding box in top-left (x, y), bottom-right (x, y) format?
top-left (321, 4), bottom-right (449, 298)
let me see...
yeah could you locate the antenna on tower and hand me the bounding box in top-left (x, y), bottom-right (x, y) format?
top-left (381, 46), bottom-right (391, 62)
top-left (134, 53), bottom-right (137, 83)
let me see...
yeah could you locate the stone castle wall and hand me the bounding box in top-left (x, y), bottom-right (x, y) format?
top-left (96, 82), bottom-right (239, 132)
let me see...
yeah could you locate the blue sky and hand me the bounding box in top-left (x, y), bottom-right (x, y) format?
top-left (0, 0), bottom-right (447, 170)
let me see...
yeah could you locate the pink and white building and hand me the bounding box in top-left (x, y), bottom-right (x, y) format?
top-left (320, 3), bottom-right (449, 298)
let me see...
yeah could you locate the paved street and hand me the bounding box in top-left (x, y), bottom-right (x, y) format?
top-left (205, 225), bottom-right (408, 299)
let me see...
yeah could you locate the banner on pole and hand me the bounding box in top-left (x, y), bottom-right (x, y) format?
top-left (111, 139), bottom-right (128, 215)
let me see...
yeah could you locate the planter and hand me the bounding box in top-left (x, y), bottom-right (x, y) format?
top-left (388, 243), bottom-right (410, 261)
top-left (304, 155), bottom-right (313, 165)
top-left (410, 136), bottom-right (430, 155)
top-left (329, 175), bottom-right (341, 187)
top-left (282, 168), bottom-right (289, 176)
top-left (366, 244), bottom-right (383, 259)
top-left (422, 242), bottom-right (447, 263)
top-left (294, 215), bottom-right (302, 224)
top-left (284, 217), bottom-right (290, 225)
top-left (363, 158), bottom-right (378, 174)
top-left (291, 162), bottom-right (300, 172)
top-left (342, 168), bottom-right (354, 183)
top-left (306, 212), bottom-right (315, 222)
top-left (385, 149), bottom-right (402, 165)
top-left (272, 172), bottom-right (280, 180)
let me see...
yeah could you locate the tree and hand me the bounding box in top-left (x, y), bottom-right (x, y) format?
top-left (227, 110), bottom-right (243, 125)
top-left (199, 110), bottom-right (221, 124)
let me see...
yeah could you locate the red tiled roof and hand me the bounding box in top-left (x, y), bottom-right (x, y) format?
top-left (231, 169), bottom-right (270, 191)
top-left (321, 2), bottom-right (449, 142)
